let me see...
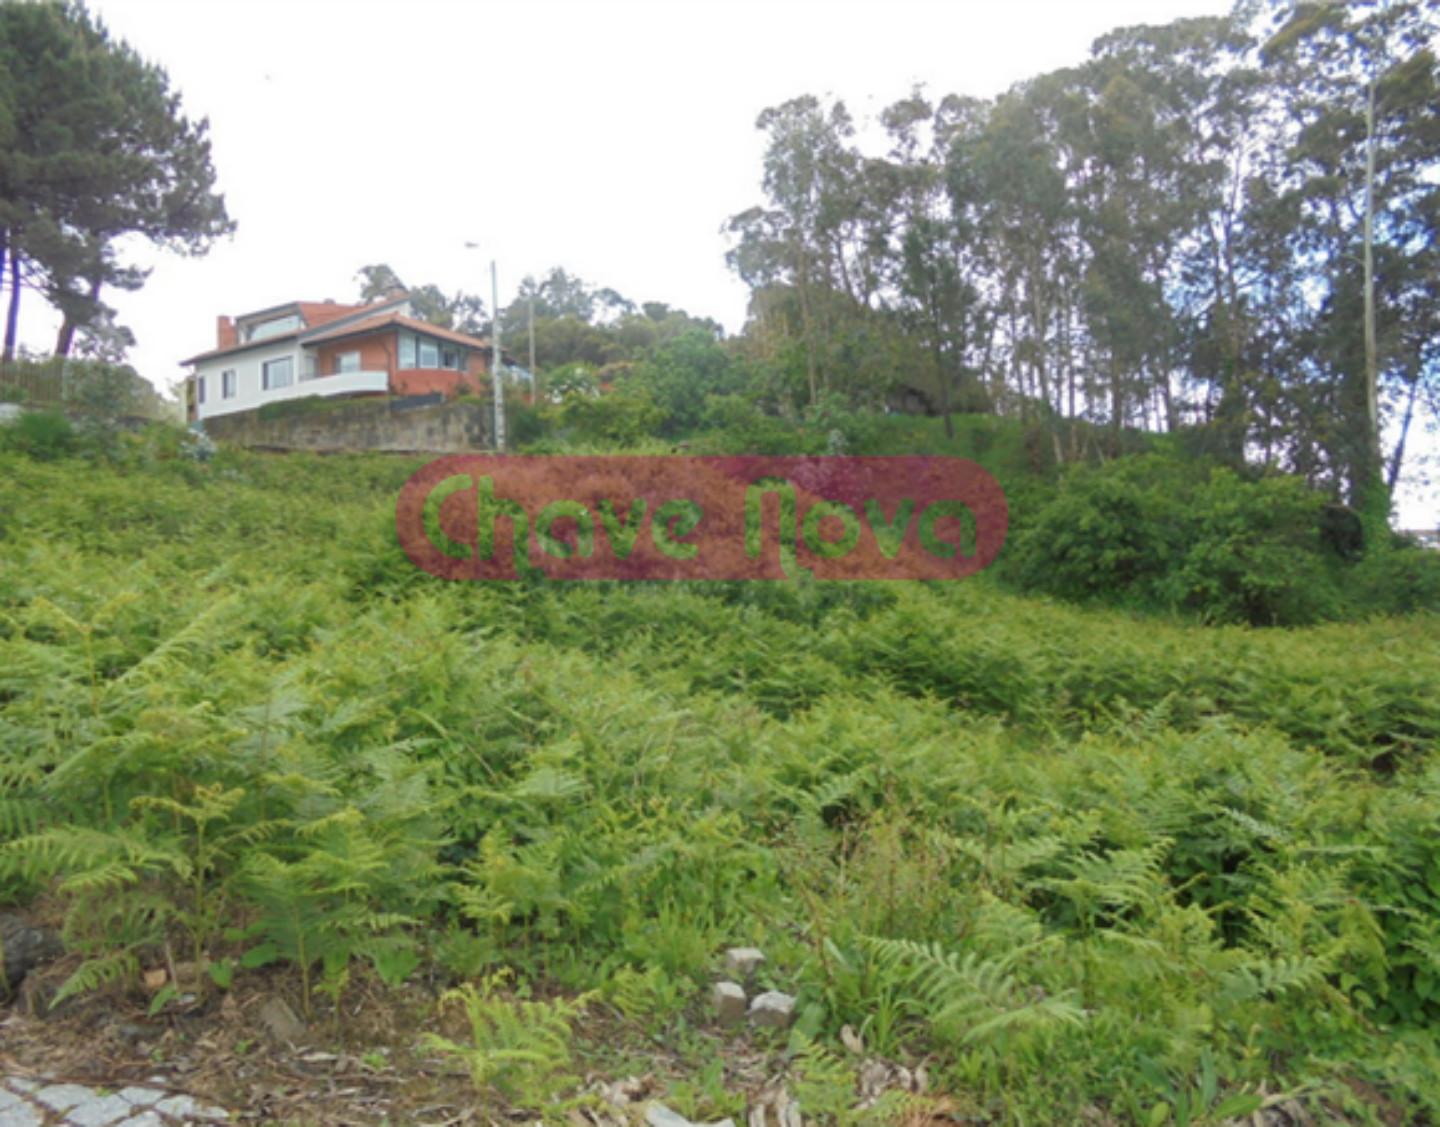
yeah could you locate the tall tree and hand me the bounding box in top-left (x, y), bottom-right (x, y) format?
top-left (1258, 0), bottom-right (1440, 523)
top-left (0, 0), bottom-right (232, 362)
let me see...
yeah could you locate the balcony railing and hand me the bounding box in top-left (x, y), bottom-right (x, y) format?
top-left (200, 369), bottom-right (389, 419)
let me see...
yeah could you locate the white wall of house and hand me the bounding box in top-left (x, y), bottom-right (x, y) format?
top-left (193, 340), bottom-right (390, 420)
top-left (193, 340), bottom-right (305, 421)
top-left (189, 297), bottom-right (418, 420)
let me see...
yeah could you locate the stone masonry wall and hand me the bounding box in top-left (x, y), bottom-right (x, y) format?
top-left (202, 399), bottom-right (491, 453)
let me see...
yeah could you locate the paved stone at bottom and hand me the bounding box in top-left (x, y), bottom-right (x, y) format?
top-left (0, 1078), bottom-right (227, 1127)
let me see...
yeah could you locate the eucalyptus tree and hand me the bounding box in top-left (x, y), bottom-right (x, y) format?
top-left (1255, 0), bottom-right (1440, 523)
top-left (881, 91), bottom-right (992, 436)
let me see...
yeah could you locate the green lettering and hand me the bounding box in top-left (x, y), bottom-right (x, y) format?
top-left (863, 498), bottom-right (915, 559)
top-left (423, 474), bottom-right (474, 561)
top-left (918, 500), bottom-right (976, 559)
top-left (476, 475), bottom-right (532, 575)
top-left (652, 498), bottom-right (702, 560)
top-left (744, 477), bottom-right (811, 578)
top-left (597, 498), bottom-right (646, 559)
top-left (801, 500), bottom-right (861, 559)
top-left (536, 500), bottom-right (595, 559)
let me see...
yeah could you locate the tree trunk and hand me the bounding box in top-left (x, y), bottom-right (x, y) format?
top-left (55, 275), bottom-right (104, 358)
top-left (795, 245), bottom-right (819, 407)
top-left (3, 253), bottom-right (21, 364)
top-left (1386, 377), bottom-right (1419, 496)
top-left (1356, 74), bottom-right (1387, 529)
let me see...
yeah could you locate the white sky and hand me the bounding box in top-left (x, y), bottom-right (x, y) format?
top-left (16, 0), bottom-right (1437, 525)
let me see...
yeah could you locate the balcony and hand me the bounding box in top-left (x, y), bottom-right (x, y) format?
top-left (198, 369), bottom-right (389, 420)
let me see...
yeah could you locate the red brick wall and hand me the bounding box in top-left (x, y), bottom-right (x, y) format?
top-left (313, 334), bottom-right (394, 376)
top-left (303, 329), bottom-right (491, 398)
top-left (392, 368), bottom-right (485, 398)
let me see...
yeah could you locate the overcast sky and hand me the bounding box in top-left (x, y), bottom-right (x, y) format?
top-left (20, 0), bottom-right (1437, 524)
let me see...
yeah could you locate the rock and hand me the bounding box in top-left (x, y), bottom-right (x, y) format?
top-left (712, 981), bottom-right (747, 1024)
top-left (645, 1103), bottom-right (735, 1127)
top-left (0, 914), bottom-right (63, 994)
top-left (256, 996), bottom-right (306, 1043)
top-left (722, 947), bottom-right (765, 980)
top-left (747, 990), bottom-right (796, 1029)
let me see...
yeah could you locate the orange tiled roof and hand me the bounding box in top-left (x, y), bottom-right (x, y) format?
top-left (180, 296), bottom-right (406, 365)
top-left (296, 301), bottom-right (373, 328)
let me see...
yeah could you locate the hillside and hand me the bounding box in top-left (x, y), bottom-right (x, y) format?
top-left (1, 438), bottom-right (1438, 1125)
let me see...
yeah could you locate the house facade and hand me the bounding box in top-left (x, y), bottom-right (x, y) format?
top-left (182, 293), bottom-right (503, 422)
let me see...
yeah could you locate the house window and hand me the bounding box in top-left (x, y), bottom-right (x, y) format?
top-left (418, 339), bottom-right (439, 368)
top-left (222, 369), bottom-right (237, 399)
top-left (334, 351), bottom-right (361, 374)
top-left (398, 332), bottom-right (416, 369)
top-left (262, 356), bottom-right (294, 390)
top-left (246, 314), bottom-right (302, 342)
top-left (441, 346), bottom-right (460, 370)
top-left (197, 376), bottom-right (206, 404)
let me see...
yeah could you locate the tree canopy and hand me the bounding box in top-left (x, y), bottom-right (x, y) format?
top-left (0, 0), bottom-right (233, 365)
top-left (724, 0), bottom-right (1440, 517)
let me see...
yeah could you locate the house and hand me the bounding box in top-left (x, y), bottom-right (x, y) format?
top-left (181, 292), bottom-right (507, 422)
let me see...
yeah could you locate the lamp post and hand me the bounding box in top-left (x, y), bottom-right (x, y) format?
top-left (464, 241), bottom-right (506, 452)
top-left (491, 259), bottom-right (505, 453)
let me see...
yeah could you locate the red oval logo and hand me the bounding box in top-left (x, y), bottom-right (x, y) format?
top-left (395, 456), bottom-right (1008, 581)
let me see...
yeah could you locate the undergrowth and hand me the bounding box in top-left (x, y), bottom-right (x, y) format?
top-left (1, 446), bottom-right (1438, 1123)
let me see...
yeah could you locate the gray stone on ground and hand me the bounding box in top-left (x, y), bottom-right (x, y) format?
top-left (645, 1103), bottom-right (735, 1127)
top-left (66, 1091), bottom-right (138, 1127)
top-left (0, 914), bottom-right (63, 993)
top-left (711, 981), bottom-right (747, 1024)
top-left (722, 947), bottom-right (765, 980)
top-left (154, 1093), bottom-right (228, 1120)
top-left (747, 990), bottom-right (796, 1029)
top-left (32, 1083), bottom-right (95, 1113)
top-left (0, 1086), bottom-right (43, 1127)
top-left (256, 996), bottom-right (305, 1043)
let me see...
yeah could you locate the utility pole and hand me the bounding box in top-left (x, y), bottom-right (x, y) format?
top-left (528, 294), bottom-right (537, 406)
top-left (491, 259), bottom-right (505, 453)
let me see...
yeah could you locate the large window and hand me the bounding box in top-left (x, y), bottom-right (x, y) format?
top-left (334, 351), bottom-right (361, 374)
top-left (399, 331), bottom-right (464, 370)
top-left (222, 369), bottom-right (237, 399)
top-left (246, 314), bottom-right (301, 342)
top-left (262, 356), bottom-right (294, 390)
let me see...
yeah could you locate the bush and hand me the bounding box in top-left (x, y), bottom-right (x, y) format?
top-left (0, 409), bottom-right (77, 460)
top-left (1345, 543), bottom-right (1440, 617)
top-left (1004, 455), bottom-right (1344, 625)
top-left (546, 381), bottom-right (663, 446)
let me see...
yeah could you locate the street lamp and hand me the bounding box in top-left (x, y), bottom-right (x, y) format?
top-left (464, 243), bottom-right (505, 452)
top-left (491, 259), bottom-right (505, 453)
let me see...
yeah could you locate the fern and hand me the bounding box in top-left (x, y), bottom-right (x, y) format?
top-left (860, 935), bottom-right (1085, 1048)
top-left (422, 969), bottom-right (593, 1107)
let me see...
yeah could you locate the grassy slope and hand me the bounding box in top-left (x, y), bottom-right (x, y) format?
top-left (1, 445), bottom-right (1438, 1124)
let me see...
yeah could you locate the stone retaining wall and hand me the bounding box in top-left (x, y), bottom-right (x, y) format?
top-left (202, 399), bottom-right (491, 453)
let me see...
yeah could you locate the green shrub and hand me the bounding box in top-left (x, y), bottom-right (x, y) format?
top-left (0, 409), bottom-right (77, 460)
top-left (1004, 456), bottom-right (1343, 625)
top-left (1344, 543), bottom-right (1440, 617)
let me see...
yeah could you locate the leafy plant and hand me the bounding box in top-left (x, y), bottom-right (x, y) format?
top-left (421, 970), bottom-right (593, 1107)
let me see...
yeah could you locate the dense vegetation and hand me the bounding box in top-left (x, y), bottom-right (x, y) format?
top-left (2, 431), bottom-right (1438, 1123)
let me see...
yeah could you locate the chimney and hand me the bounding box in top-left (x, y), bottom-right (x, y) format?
top-left (217, 315), bottom-right (237, 349)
